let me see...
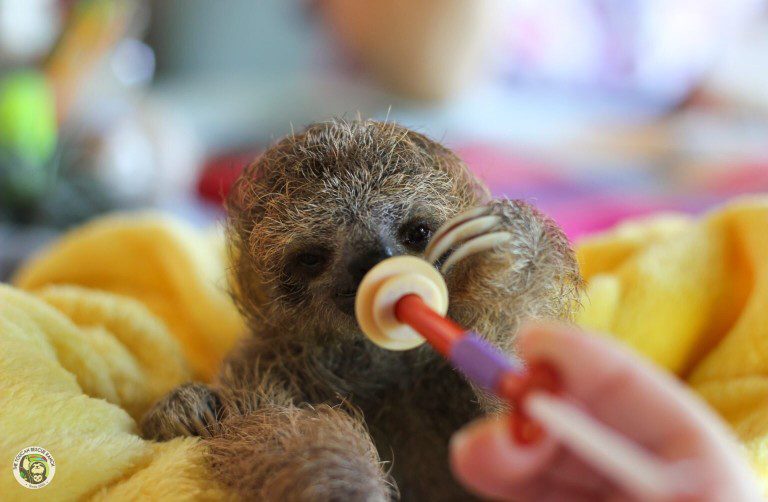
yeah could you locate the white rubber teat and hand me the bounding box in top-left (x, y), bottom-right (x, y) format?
top-left (355, 256), bottom-right (448, 350)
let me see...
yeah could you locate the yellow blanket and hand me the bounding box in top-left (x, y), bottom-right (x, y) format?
top-left (2, 214), bottom-right (243, 501)
top-left (1, 198), bottom-right (767, 499)
top-left (576, 196), bottom-right (768, 490)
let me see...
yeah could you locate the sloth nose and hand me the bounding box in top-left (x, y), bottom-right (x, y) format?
top-left (349, 246), bottom-right (394, 284)
top-left (334, 244), bottom-right (395, 316)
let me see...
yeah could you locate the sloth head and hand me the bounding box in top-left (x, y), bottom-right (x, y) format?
top-left (227, 119), bottom-right (580, 346)
top-left (227, 119), bottom-right (486, 340)
top-left (28, 461), bottom-right (46, 483)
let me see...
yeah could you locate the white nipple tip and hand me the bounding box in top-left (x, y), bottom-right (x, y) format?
top-left (355, 256), bottom-right (448, 350)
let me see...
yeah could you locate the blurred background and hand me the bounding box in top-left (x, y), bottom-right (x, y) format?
top-left (2, 0), bottom-right (768, 279)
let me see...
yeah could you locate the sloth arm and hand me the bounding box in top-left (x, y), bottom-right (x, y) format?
top-left (144, 337), bottom-right (392, 501)
top-left (446, 198), bottom-right (582, 355)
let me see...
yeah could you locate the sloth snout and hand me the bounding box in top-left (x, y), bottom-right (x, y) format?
top-left (333, 245), bottom-right (394, 316)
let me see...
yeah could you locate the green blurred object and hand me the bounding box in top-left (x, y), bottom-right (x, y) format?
top-left (0, 70), bottom-right (59, 207)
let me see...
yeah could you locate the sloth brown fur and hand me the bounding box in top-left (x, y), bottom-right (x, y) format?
top-left (141, 119), bottom-right (582, 501)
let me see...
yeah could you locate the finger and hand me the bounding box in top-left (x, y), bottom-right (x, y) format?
top-left (517, 323), bottom-right (762, 501)
top-left (517, 322), bottom-right (677, 400)
top-left (520, 325), bottom-right (711, 422)
top-left (450, 415), bottom-right (558, 500)
top-left (517, 323), bottom-right (739, 455)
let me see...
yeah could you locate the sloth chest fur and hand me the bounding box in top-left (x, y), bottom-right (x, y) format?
top-left (290, 343), bottom-right (482, 499)
top-left (223, 336), bottom-right (484, 499)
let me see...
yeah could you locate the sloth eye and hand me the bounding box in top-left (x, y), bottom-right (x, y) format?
top-left (400, 221), bottom-right (433, 251)
top-left (295, 252), bottom-right (325, 268)
top-left (286, 246), bottom-right (331, 282)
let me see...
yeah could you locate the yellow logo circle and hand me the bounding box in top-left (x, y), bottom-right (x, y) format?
top-left (12, 446), bottom-right (55, 489)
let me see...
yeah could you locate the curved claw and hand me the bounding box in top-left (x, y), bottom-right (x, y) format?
top-left (426, 215), bottom-right (501, 264)
top-left (427, 206), bottom-right (513, 274)
top-left (426, 206), bottom-right (491, 259)
top-left (440, 232), bottom-right (512, 273)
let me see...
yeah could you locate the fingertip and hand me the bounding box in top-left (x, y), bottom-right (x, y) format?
top-left (517, 321), bottom-right (576, 361)
top-left (450, 416), bottom-right (556, 500)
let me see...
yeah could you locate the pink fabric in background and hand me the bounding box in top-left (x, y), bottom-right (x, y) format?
top-left (458, 144), bottom-right (766, 240)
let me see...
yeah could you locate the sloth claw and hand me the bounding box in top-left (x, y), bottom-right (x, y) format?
top-left (141, 383), bottom-right (223, 441)
top-left (427, 206), bottom-right (513, 274)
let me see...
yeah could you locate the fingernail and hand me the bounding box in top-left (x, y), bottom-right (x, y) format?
top-left (450, 429), bottom-right (469, 453)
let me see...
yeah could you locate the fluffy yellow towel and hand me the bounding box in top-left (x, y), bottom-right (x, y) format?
top-left (14, 213), bottom-right (246, 380)
top-left (3, 213), bottom-right (244, 500)
top-left (576, 195), bottom-right (768, 491)
top-left (0, 284), bottom-right (233, 501)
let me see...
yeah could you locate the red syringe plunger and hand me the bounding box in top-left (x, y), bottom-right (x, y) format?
top-left (395, 293), bottom-right (558, 443)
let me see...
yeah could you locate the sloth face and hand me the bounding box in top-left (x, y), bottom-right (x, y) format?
top-left (29, 462), bottom-right (46, 483)
top-left (228, 120), bottom-right (483, 339)
top-left (283, 208), bottom-right (438, 317)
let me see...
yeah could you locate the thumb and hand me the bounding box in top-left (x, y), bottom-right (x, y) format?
top-left (450, 415), bottom-right (558, 500)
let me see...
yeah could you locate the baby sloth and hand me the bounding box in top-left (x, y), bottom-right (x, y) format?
top-left (141, 119), bottom-right (581, 501)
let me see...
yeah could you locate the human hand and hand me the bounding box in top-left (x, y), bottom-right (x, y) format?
top-left (450, 323), bottom-right (763, 501)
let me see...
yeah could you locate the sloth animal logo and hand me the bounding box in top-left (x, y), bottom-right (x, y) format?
top-left (12, 446), bottom-right (55, 489)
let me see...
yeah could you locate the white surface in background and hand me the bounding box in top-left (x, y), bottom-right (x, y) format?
top-left (149, 72), bottom-right (668, 156)
top-left (0, 0), bottom-right (59, 63)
